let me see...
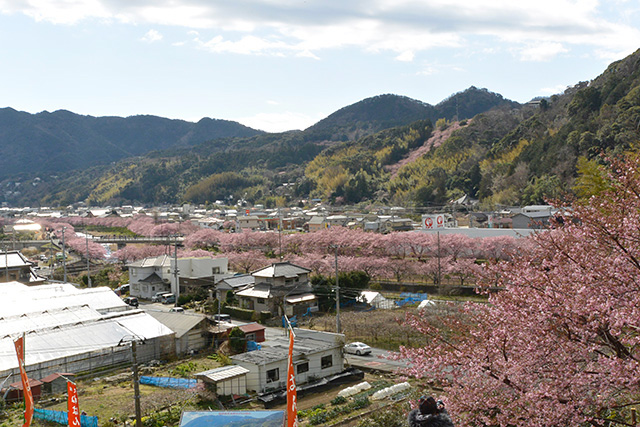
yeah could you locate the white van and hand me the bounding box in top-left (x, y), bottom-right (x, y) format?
top-left (161, 293), bottom-right (176, 304)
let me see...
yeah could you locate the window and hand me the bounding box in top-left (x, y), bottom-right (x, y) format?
top-left (257, 298), bottom-right (265, 304)
top-left (321, 355), bottom-right (332, 369)
top-left (266, 368), bottom-right (279, 383)
top-left (296, 362), bottom-right (309, 374)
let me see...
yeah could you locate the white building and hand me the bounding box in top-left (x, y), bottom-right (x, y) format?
top-left (128, 256), bottom-right (231, 300)
top-left (230, 329), bottom-right (345, 393)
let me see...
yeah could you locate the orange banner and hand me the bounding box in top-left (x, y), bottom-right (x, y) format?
top-left (286, 330), bottom-right (298, 427)
top-left (67, 381), bottom-right (81, 427)
top-left (13, 337), bottom-right (34, 427)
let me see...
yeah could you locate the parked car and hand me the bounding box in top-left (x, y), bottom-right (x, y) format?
top-left (123, 297), bottom-right (139, 308)
top-left (213, 314), bottom-right (231, 323)
top-left (161, 293), bottom-right (176, 304)
top-left (152, 292), bottom-right (171, 302)
top-left (344, 342), bottom-right (372, 356)
top-left (169, 307), bottom-right (184, 313)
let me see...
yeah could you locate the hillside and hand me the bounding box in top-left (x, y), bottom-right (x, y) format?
top-left (0, 109), bottom-right (262, 179)
top-left (2, 88), bottom-right (519, 206)
top-left (304, 88), bottom-right (518, 142)
top-left (7, 46), bottom-right (640, 210)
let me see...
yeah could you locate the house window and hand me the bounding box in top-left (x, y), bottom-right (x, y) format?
top-left (257, 298), bottom-right (265, 304)
top-left (130, 268), bottom-right (136, 276)
top-left (296, 362), bottom-right (309, 374)
top-left (212, 267), bottom-right (220, 274)
top-left (266, 368), bottom-right (279, 383)
top-left (321, 355), bottom-right (332, 369)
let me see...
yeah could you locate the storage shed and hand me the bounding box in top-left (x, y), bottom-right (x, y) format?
top-left (195, 365), bottom-right (250, 396)
top-left (147, 311), bottom-right (213, 355)
top-left (238, 323), bottom-right (266, 343)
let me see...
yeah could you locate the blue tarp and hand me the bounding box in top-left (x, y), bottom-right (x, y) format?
top-left (34, 408), bottom-right (98, 427)
top-left (140, 376), bottom-right (197, 389)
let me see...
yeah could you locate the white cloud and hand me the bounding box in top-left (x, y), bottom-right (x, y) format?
top-left (396, 51), bottom-right (414, 62)
top-left (238, 111), bottom-right (319, 133)
top-left (2, 0), bottom-right (639, 60)
top-left (141, 29), bottom-right (163, 43)
top-left (540, 84), bottom-right (569, 95)
top-left (519, 42), bottom-right (568, 61)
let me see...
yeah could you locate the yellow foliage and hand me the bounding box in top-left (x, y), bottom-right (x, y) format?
top-left (88, 165), bottom-right (136, 203)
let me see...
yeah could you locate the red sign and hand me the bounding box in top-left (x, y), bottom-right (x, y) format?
top-left (14, 337), bottom-right (34, 427)
top-left (67, 382), bottom-right (81, 427)
top-left (286, 330), bottom-right (298, 427)
top-left (436, 215), bottom-right (444, 226)
top-left (424, 217), bottom-right (433, 228)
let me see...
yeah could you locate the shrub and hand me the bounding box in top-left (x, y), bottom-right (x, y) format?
top-left (331, 395), bottom-right (347, 406)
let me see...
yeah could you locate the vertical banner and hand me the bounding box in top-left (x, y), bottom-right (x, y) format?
top-left (13, 337), bottom-right (34, 427)
top-left (286, 329), bottom-right (298, 427)
top-left (67, 381), bottom-right (81, 427)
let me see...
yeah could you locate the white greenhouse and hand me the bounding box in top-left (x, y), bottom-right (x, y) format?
top-left (0, 282), bottom-right (175, 384)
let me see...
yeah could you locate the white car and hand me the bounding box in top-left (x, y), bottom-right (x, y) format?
top-left (344, 342), bottom-right (372, 356)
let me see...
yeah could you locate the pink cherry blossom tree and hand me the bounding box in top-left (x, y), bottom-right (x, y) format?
top-left (396, 154), bottom-right (640, 427)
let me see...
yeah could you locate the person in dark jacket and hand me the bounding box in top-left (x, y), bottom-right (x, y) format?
top-left (407, 396), bottom-right (455, 427)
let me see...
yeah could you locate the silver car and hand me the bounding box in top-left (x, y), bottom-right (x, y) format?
top-left (344, 342), bottom-right (372, 356)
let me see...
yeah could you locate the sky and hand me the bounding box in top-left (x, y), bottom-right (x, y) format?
top-left (0, 1), bottom-right (639, 133)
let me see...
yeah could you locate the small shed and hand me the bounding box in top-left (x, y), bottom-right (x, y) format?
top-left (195, 365), bottom-right (250, 396)
top-left (238, 323), bottom-right (266, 343)
top-left (40, 373), bottom-right (75, 394)
top-left (147, 311), bottom-right (213, 355)
top-left (4, 378), bottom-right (43, 401)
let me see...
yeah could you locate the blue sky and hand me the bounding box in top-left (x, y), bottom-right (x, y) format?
top-left (1, 0), bottom-right (639, 132)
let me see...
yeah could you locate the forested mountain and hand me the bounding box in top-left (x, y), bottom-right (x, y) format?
top-left (3, 47), bottom-right (640, 208)
top-left (304, 88), bottom-right (518, 142)
top-left (0, 109), bottom-right (262, 178)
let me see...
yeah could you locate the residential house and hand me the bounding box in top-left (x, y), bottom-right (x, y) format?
top-left (512, 211), bottom-right (555, 229)
top-left (307, 216), bottom-right (327, 232)
top-left (230, 329), bottom-right (345, 393)
top-left (235, 262), bottom-right (317, 316)
top-left (128, 255), bottom-right (172, 299)
top-left (216, 274), bottom-right (255, 301)
top-left (128, 255), bottom-right (230, 300)
top-left (237, 215), bottom-right (265, 231)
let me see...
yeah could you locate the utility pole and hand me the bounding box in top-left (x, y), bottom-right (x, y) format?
top-left (85, 235), bottom-right (92, 288)
top-left (131, 340), bottom-right (142, 427)
top-left (173, 235), bottom-right (179, 307)
top-left (332, 245), bottom-right (341, 333)
top-left (4, 244), bottom-right (8, 282)
top-left (437, 231), bottom-right (441, 287)
top-left (61, 227), bottom-right (67, 283)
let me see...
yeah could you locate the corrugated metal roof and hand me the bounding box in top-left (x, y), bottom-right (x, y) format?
top-left (146, 311), bottom-right (208, 338)
top-left (0, 283), bottom-right (127, 317)
top-left (127, 255), bottom-right (170, 268)
top-left (236, 287), bottom-right (271, 299)
top-left (218, 275), bottom-right (255, 288)
top-left (238, 323), bottom-right (265, 334)
top-left (285, 293), bottom-right (316, 304)
top-left (195, 365), bottom-right (249, 383)
top-left (0, 251), bottom-right (33, 269)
